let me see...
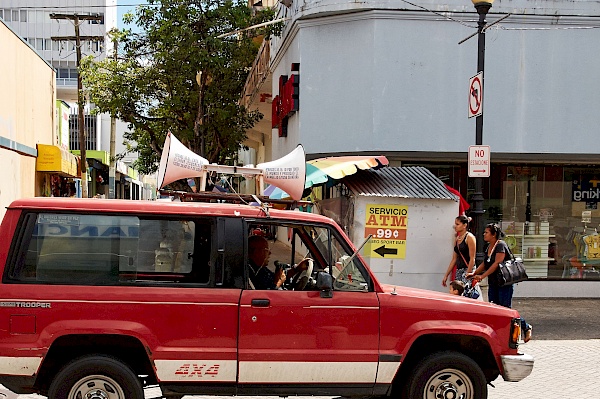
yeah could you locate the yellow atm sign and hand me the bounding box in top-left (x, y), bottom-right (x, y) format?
top-left (364, 204), bottom-right (408, 259)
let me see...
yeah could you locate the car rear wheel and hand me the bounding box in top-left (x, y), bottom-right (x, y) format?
top-left (48, 355), bottom-right (143, 399)
top-left (402, 351), bottom-right (487, 399)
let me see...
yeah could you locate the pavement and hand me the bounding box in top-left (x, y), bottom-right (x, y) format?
top-left (2, 298), bottom-right (599, 399)
top-left (488, 339), bottom-right (600, 399)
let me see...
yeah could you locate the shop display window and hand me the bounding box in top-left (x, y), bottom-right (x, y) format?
top-left (499, 166), bottom-right (600, 280)
top-left (416, 162), bottom-right (600, 281)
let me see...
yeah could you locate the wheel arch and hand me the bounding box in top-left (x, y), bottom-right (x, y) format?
top-left (394, 333), bottom-right (499, 388)
top-left (34, 334), bottom-right (156, 394)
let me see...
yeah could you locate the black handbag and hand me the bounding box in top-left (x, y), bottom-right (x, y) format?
top-left (497, 246), bottom-right (529, 287)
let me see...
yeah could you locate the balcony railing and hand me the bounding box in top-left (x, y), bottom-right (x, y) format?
top-left (56, 78), bottom-right (78, 87)
top-left (241, 39), bottom-right (270, 108)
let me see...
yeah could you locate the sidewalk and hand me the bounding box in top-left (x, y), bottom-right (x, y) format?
top-left (490, 339), bottom-right (600, 399)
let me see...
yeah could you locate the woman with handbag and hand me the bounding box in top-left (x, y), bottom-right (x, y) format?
top-left (467, 223), bottom-right (533, 342)
top-left (442, 215), bottom-right (476, 287)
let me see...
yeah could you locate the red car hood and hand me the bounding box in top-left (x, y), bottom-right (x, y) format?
top-left (378, 283), bottom-right (521, 319)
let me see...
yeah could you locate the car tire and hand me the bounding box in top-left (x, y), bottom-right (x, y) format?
top-left (402, 351), bottom-right (487, 399)
top-left (48, 355), bottom-right (143, 399)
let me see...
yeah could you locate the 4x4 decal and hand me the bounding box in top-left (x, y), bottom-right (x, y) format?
top-left (174, 363), bottom-right (220, 378)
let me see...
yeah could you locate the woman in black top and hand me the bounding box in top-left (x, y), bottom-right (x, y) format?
top-left (468, 223), bottom-right (533, 341)
top-left (442, 215), bottom-right (476, 287)
top-left (469, 223), bottom-right (512, 305)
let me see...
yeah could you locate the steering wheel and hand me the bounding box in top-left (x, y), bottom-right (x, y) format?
top-left (290, 258), bottom-right (314, 290)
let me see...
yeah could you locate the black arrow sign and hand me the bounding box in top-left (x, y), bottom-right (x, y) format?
top-left (374, 245), bottom-right (398, 257)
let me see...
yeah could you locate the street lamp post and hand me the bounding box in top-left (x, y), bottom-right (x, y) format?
top-left (471, 0), bottom-right (493, 264)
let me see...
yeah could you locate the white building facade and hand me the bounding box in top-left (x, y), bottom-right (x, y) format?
top-left (0, 0), bottom-right (144, 199)
top-left (242, 0), bottom-right (600, 296)
top-left (0, 19), bottom-right (63, 219)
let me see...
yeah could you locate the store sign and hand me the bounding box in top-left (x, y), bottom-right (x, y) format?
top-left (363, 204), bottom-right (408, 259)
top-left (36, 144), bottom-right (79, 177)
top-left (572, 178), bottom-right (600, 203)
top-left (272, 64), bottom-right (300, 137)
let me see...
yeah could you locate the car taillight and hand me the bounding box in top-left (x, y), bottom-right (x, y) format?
top-left (510, 318), bottom-right (521, 349)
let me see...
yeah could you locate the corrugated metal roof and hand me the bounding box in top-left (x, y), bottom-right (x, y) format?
top-left (343, 166), bottom-right (458, 200)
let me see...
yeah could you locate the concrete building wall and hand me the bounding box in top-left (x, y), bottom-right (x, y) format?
top-left (270, 0), bottom-right (600, 159)
top-left (262, 0), bottom-right (600, 296)
top-left (0, 20), bottom-right (55, 219)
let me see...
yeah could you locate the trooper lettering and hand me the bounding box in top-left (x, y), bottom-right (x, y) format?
top-left (0, 302), bottom-right (51, 308)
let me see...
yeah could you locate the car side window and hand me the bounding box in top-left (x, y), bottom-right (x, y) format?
top-left (15, 213), bottom-right (138, 284)
top-left (245, 221), bottom-right (370, 292)
top-left (136, 219), bottom-right (195, 274)
top-left (310, 226), bottom-right (370, 292)
top-left (8, 212), bottom-right (215, 286)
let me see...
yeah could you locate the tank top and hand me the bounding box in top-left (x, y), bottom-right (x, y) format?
top-left (454, 234), bottom-right (471, 270)
top-left (484, 240), bottom-right (509, 286)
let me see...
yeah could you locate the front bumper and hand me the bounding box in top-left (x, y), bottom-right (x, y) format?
top-left (501, 353), bottom-right (534, 382)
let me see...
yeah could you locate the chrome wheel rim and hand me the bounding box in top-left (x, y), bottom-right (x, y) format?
top-left (68, 375), bottom-right (126, 399)
top-left (423, 368), bottom-right (474, 399)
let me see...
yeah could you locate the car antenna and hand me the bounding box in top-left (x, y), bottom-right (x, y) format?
top-left (252, 195), bottom-right (270, 218)
top-left (345, 234), bottom-right (373, 265)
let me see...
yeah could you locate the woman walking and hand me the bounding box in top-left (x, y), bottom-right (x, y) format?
top-left (468, 223), bottom-right (532, 342)
top-left (442, 215), bottom-right (476, 287)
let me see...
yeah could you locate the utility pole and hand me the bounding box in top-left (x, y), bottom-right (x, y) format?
top-left (109, 31), bottom-right (118, 199)
top-left (50, 13), bottom-right (104, 198)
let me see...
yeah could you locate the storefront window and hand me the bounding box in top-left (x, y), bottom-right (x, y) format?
top-left (497, 165), bottom-right (600, 280)
top-left (412, 161), bottom-right (600, 281)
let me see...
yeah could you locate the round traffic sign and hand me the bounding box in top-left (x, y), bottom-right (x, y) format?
top-left (469, 75), bottom-right (482, 117)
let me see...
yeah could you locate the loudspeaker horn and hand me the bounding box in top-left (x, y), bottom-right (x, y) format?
top-left (158, 133), bottom-right (306, 201)
top-left (157, 132), bottom-right (209, 189)
top-left (257, 144), bottom-right (306, 201)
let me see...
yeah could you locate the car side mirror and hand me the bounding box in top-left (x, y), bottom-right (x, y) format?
top-left (316, 272), bottom-right (333, 298)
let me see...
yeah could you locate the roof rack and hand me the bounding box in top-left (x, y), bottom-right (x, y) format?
top-left (159, 190), bottom-right (312, 210)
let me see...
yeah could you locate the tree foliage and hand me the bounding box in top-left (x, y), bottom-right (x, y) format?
top-left (80, 0), bottom-right (277, 174)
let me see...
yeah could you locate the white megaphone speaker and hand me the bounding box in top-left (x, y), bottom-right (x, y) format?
top-left (157, 132), bottom-right (209, 189)
top-left (257, 144), bottom-right (306, 201)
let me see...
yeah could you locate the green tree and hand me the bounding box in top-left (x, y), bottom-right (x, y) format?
top-left (81, 0), bottom-right (276, 176)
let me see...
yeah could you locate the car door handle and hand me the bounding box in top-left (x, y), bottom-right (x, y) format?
top-left (251, 299), bottom-right (270, 307)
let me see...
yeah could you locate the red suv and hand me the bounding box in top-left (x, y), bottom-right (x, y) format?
top-left (0, 197), bottom-right (533, 399)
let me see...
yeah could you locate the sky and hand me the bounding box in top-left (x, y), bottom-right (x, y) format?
top-left (117, 0), bottom-right (148, 31)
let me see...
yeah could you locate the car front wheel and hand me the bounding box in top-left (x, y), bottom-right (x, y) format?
top-left (402, 351), bottom-right (487, 399)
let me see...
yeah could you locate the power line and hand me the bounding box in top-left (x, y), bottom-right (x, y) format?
top-left (396, 0), bottom-right (476, 28)
top-left (2, 4), bottom-right (155, 9)
top-left (10, 2), bottom-right (600, 31)
top-left (395, 0), bottom-right (600, 32)
top-left (499, 25), bottom-right (600, 31)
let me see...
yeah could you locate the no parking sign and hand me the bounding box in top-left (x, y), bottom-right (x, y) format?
top-left (468, 145), bottom-right (490, 177)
